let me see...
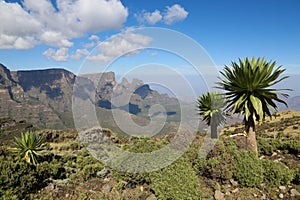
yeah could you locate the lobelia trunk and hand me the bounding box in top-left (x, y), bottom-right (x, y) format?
top-left (245, 115), bottom-right (258, 155)
top-left (210, 123), bottom-right (218, 139)
top-left (210, 113), bottom-right (218, 139)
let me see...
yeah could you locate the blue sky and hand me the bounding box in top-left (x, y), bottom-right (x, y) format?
top-left (0, 0), bottom-right (300, 77)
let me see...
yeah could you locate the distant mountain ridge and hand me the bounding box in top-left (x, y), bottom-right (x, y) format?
top-left (0, 63), bottom-right (179, 130)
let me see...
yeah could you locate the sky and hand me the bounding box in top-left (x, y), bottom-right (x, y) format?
top-left (0, 0), bottom-right (300, 97)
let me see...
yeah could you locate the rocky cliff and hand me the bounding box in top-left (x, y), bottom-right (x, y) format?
top-left (0, 63), bottom-right (179, 130)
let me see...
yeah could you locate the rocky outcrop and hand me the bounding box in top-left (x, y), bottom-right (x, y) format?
top-left (0, 63), bottom-right (179, 130)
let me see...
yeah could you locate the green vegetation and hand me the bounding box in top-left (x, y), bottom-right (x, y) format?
top-left (217, 57), bottom-right (289, 154)
top-left (234, 150), bottom-right (264, 187)
top-left (194, 139), bottom-right (296, 189)
top-left (197, 91), bottom-right (227, 138)
top-left (0, 116), bottom-right (300, 199)
top-left (14, 131), bottom-right (45, 165)
top-left (149, 157), bottom-right (201, 200)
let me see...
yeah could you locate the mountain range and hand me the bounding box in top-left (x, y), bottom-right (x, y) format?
top-left (0, 63), bottom-right (180, 132)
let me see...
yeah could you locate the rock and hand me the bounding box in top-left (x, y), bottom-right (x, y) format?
top-left (65, 193), bottom-right (70, 198)
top-left (259, 155), bottom-right (265, 159)
top-left (279, 186), bottom-right (286, 191)
top-left (271, 152), bottom-right (277, 157)
top-left (231, 188), bottom-right (239, 193)
top-left (53, 179), bottom-right (69, 187)
top-left (279, 193), bottom-right (284, 199)
top-left (291, 189), bottom-right (300, 196)
top-left (214, 190), bottom-right (225, 200)
top-left (146, 194), bottom-right (157, 200)
top-left (261, 194), bottom-right (267, 200)
top-left (96, 168), bottom-right (109, 178)
top-left (215, 182), bottom-right (221, 191)
top-left (230, 179), bottom-right (238, 187)
top-left (253, 193), bottom-right (257, 197)
top-left (126, 182), bottom-right (136, 189)
top-left (225, 191), bottom-right (230, 196)
top-left (103, 184), bottom-right (112, 192)
top-left (103, 178), bottom-right (110, 182)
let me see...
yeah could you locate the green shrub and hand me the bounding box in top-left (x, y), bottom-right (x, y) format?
top-left (0, 146), bottom-right (9, 157)
top-left (210, 153), bottom-right (234, 182)
top-left (149, 157), bottom-right (201, 200)
top-left (0, 155), bottom-right (46, 199)
top-left (77, 163), bottom-right (105, 181)
top-left (111, 138), bottom-right (164, 186)
top-left (292, 168), bottom-right (300, 185)
top-left (257, 137), bottom-right (300, 156)
top-left (38, 159), bottom-right (66, 180)
top-left (280, 140), bottom-right (300, 155)
top-left (257, 138), bottom-right (280, 156)
top-left (67, 150), bottom-right (105, 182)
top-left (233, 151), bottom-right (264, 187)
top-left (262, 160), bottom-right (294, 186)
top-left (70, 142), bottom-right (83, 150)
top-left (124, 137), bottom-right (167, 153)
top-left (193, 157), bottom-right (207, 176)
top-left (76, 150), bottom-right (100, 169)
top-left (193, 140), bottom-right (236, 182)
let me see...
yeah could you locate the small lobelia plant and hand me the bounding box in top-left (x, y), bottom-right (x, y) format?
top-left (14, 131), bottom-right (45, 166)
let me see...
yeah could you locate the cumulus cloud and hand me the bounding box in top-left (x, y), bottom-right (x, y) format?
top-left (164, 4), bottom-right (188, 25)
top-left (135, 10), bottom-right (162, 25)
top-left (135, 4), bottom-right (188, 25)
top-left (88, 31), bottom-right (152, 62)
top-left (0, 0), bottom-right (128, 50)
top-left (0, 35), bottom-right (37, 50)
top-left (43, 47), bottom-right (69, 62)
top-left (71, 48), bottom-right (90, 60)
top-left (84, 35), bottom-right (101, 49)
top-left (89, 35), bottom-right (100, 42)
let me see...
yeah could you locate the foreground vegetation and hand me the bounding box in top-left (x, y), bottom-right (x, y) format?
top-left (0, 110), bottom-right (300, 200)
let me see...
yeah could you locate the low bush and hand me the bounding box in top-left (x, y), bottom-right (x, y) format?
top-left (281, 140), bottom-right (300, 155)
top-left (77, 163), bottom-right (105, 181)
top-left (111, 138), bottom-right (164, 186)
top-left (257, 138), bottom-right (280, 156)
top-left (292, 168), bottom-right (300, 185)
top-left (262, 160), bottom-right (294, 186)
top-left (193, 140), bottom-right (236, 183)
top-left (69, 149), bottom-right (105, 182)
top-left (149, 157), bottom-right (201, 200)
top-left (44, 159), bottom-right (67, 180)
top-left (257, 137), bottom-right (300, 156)
top-left (0, 155), bottom-right (47, 199)
top-left (233, 151), bottom-right (264, 187)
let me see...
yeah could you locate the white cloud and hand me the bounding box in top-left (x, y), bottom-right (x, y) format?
top-left (43, 47), bottom-right (69, 62)
top-left (0, 1), bottom-right (40, 49)
top-left (164, 4), bottom-right (188, 25)
top-left (89, 35), bottom-right (100, 42)
top-left (71, 48), bottom-right (90, 60)
top-left (0, 0), bottom-right (128, 50)
top-left (39, 31), bottom-right (74, 47)
top-left (0, 35), bottom-right (37, 50)
top-left (134, 4), bottom-right (188, 25)
top-left (136, 10), bottom-right (162, 25)
top-left (84, 35), bottom-right (101, 48)
top-left (88, 31), bottom-right (152, 62)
